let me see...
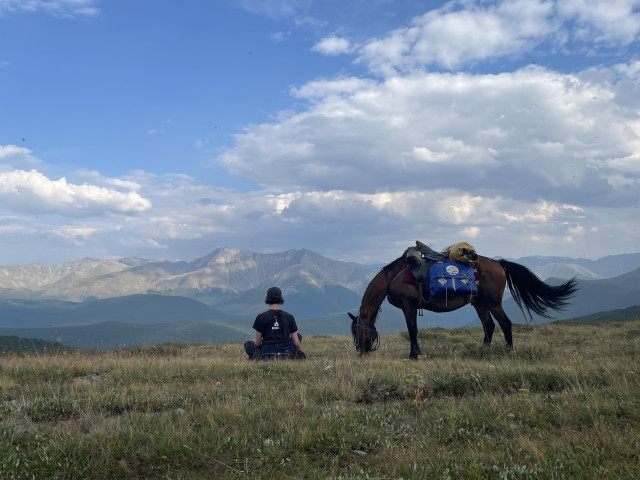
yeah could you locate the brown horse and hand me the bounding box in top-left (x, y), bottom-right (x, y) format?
top-left (348, 251), bottom-right (578, 358)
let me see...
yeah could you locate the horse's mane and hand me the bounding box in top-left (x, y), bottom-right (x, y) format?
top-left (359, 255), bottom-right (405, 326)
top-left (382, 256), bottom-right (405, 274)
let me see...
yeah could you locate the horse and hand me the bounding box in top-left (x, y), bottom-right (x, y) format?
top-left (348, 249), bottom-right (578, 358)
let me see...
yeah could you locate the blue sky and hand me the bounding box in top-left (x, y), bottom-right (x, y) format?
top-left (0, 0), bottom-right (638, 266)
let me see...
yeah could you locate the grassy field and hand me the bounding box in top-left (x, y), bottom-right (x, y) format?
top-left (1, 319), bottom-right (639, 479)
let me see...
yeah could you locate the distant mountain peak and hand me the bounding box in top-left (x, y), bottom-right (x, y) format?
top-left (0, 249), bottom-right (637, 304)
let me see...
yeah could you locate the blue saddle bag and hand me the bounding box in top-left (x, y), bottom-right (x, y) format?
top-left (429, 260), bottom-right (477, 297)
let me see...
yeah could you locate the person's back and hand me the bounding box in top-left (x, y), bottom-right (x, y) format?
top-left (247, 287), bottom-right (305, 360)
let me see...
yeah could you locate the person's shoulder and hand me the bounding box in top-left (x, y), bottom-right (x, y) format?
top-left (280, 310), bottom-right (295, 320)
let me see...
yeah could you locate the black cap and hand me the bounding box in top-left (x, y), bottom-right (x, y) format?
top-left (265, 287), bottom-right (284, 304)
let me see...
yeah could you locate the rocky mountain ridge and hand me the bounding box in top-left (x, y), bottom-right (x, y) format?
top-left (515, 253), bottom-right (640, 280)
top-left (0, 249), bottom-right (638, 304)
top-left (0, 248), bottom-right (374, 302)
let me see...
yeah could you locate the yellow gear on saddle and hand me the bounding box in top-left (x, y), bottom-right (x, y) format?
top-left (443, 242), bottom-right (478, 263)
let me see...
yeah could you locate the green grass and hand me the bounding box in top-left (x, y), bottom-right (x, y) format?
top-left (0, 335), bottom-right (66, 354)
top-left (1, 319), bottom-right (639, 479)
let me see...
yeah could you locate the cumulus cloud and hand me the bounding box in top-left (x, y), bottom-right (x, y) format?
top-left (218, 64), bottom-right (639, 210)
top-left (0, 145), bottom-right (41, 171)
top-left (356, 0), bottom-right (554, 73)
top-left (353, 0), bottom-right (638, 74)
top-left (312, 36), bottom-right (353, 55)
top-left (0, 161), bottom-right (632, 265)
top-left (1, 0), bottom-right (637, 266)
top-left (291, 76), bottom-right (376, 98)
top-left (0, 0), bottom-right (100, 18)
top-left (209, 0), bottom-right (639, 263)
top-left (0, 170), bottom-right (151, 217)
top-left (0, 145), bottom-right (28, 160)
top-left (269, 31), bottom-right (290, 43)
top-left (88, 181), bottom-right (591, 260)
top-left (557, 0), bottom-right (640, 45)
top-left (51, 225), bottom-right (98, 240)
top-left (72, 169), bottom-right (144, 192)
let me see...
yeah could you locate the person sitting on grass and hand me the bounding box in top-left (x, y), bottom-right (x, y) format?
top-left (244, 287), bottom-right (305, 360)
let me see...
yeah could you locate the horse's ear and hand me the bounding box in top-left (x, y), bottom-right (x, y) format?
top-left (348, 312), bottom-right (357, 322)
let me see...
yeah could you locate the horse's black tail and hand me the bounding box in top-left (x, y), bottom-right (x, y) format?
top-left (498, 259), bottom-right (578, 320)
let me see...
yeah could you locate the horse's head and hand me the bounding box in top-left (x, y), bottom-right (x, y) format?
top-left (348, 312), bottom-right (379, 354)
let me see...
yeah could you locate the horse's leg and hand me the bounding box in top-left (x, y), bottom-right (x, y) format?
top-left (476, 257), bottom-right (512, 347)
top-left (388, 274), bottom-right (422, 359)
top-left (488, 304), bottom-right (513, 348)
top-left (473, 302), bottom-right (495, 345)
top-left (402, 305), bottom-right (422, 359)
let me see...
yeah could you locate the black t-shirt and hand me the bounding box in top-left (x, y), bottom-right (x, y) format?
top-left (253, 309), bottom-right (298, 346)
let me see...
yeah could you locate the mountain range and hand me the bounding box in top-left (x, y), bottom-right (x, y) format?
top-left (0, 248), bottom-right (638, 349)
top-left (0, 248), bottom-right (372, 303)
top-left (511, 253), bottom-right (640, 280)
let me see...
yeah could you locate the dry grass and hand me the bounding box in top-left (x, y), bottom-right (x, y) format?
top-left (1, 319), bottom-right (639, 479)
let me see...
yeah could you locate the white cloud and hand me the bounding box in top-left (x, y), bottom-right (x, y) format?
top-left (0, 0), bottom-right (100, 18)
top-left (461, 226), bottom-right (481, 238)
top-left (357, 0), bottom-right (555, 73)
top-left (0, 162), bottom-right (633, 265)
top-left (0, 170), bottom-right (151, 217)
top-left (412, 146), bottom-right (449, 163)
top-left (269, 31), bottom-right (290, 43)
top-left (71, 169), bottom-right (144, 191)
top-left (218, 65), bottom-right (639, 209)
top-left (0, 145), bottom-right (30, 160)
top-left (0, 1), bottom-right (637, 266)
top-left (0, 145), bottom-right (41, 171)
top-left (614, 60), bottom-right (640, 80)
top-left (51, 225), bottom-right (98, 240)
top-left (352, 0), bottom-right (638, 74)
top-left (291, 76), bottom-right (376, 98)
top-left (557, 0), bottom-right (640, 45)
top-left (312, 36), bottom-right (353, 55)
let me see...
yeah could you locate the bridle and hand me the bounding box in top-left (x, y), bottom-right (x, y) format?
top-left (352, 315), bottom-right (380, 352)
